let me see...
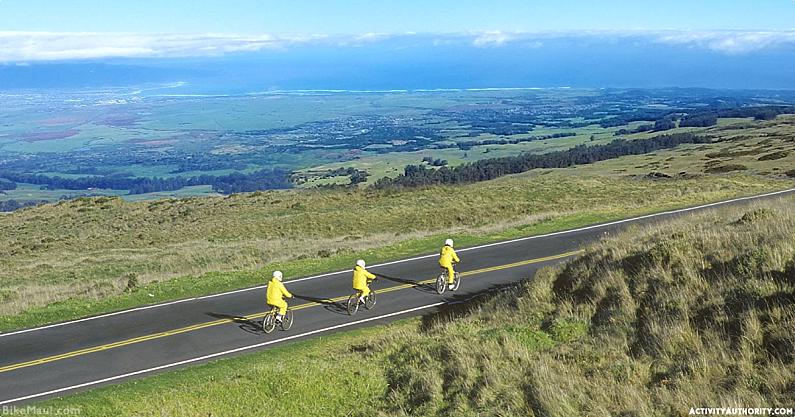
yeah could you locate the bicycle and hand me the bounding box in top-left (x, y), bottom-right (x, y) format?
top-left (435, 268), bottom-right (461, 295)
top-left (347, 280), bottom-right (377, 315)
top-left (262, 306), bottom-right (294, 334)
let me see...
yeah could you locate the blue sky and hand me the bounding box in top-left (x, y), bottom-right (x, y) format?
top-left (0, 1), bottom-right (793, 89)
top-left (0, 0), bottom-right (793, 34)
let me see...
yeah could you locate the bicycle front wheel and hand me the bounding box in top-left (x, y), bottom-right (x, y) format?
top-left (281, 309), bottom-right (294, 331)
top-left (364, 290), bottom-right (377, 310)
top-left (451, 272), bottom-right (461, 291)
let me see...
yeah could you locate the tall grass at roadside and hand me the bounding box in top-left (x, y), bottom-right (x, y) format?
top-left (374, 198), bottom-right (795, 416)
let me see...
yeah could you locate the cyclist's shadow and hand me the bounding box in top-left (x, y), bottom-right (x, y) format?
top-left (206, 312), bottom-right (263, 335)
top-left (375, 273), bottom-right (437, 294)
top-left (291, 293), bottom-right (349, 315)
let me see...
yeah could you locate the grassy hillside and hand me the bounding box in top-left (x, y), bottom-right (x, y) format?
top-left (0, 168), bottom-right (789, 331)
top-left (300, 115), bottom-right (795, 186)
top-left (576, 115), bottom-right (795, 179)
top-left (43, 197), bottom-right (795, 416)
top-left (2, 114), bottom-right (793, 331)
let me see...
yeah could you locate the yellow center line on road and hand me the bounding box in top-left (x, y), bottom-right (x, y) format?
top-left (0, 250), bottom-right (582, 374)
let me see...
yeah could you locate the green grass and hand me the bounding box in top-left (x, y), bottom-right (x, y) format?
top-left (40, 197), bottom-right (795, 416)
top-left (120, 185), bottom-right (220, 202)
top-left (0, 183), bottom-right (124, 202)
top-left (0, 184), bottom-right (218, 204)
top-left (40, 324), bottom-right (398, 416)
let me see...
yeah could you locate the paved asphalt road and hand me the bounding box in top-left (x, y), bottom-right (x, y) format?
top-left (0, 188), bottom-right (793, 405)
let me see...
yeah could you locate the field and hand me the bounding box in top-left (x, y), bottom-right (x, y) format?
top-left (573, 116), bottom-right (795, 177)
top-left (2, 88), bottom-right (794, 201)
top-left (39, 197), bottom-right (795, 416)
top-left (299, 115), bottom-right (795, 187)
top-left (296, 125), bottom-right (616, 187)
top-left (0, 183), bottom-right (122, 202)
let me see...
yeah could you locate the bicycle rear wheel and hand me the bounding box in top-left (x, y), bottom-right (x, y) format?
top-left (281, 309), bottom-right (294, 331)
top-left (262, 313), bottom-right (276, 334)
top-left (435, 273), bottom-right (447, 295)
top-left (364, 290), bottom-right (377, 310)
top-left (347, 294), bottom-right (360, 315)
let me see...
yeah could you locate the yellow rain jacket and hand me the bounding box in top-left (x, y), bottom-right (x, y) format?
top-left (438, 245), bottom-right (460, 268)
top-left (352, 265), bottom-right (376, 296)
top-left (267, 277), bottom-right (292, 315)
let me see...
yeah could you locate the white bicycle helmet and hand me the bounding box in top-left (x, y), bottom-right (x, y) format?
top-left (356, 259), bottom-right (366, 268)
top-left (445, 238), bottom-right (454, 247)
top-left (272, 270), bottom-right (283, 281)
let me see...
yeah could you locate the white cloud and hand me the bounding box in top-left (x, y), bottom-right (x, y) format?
top-left (462, 29), bottom-right (795, 52)
top-left (651, 30), bottom-right (795, 54)
top-left (333, 32), bottom-right (396, 47)
top-left (0, 30), bottom-right (792, 62)
top-left (466, 29), bottom-right (795, 53)
top-left (354, 32), bottom-right (389, 42)
top-left (472, 31), bottom-right (513, 47)
top-left (0, 31), bottom-right (321, 61)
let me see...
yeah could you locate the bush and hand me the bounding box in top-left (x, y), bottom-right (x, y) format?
top-left (737, 208), bottom-right (774, 224)
top-left (705, 164), bottom-right (748, 174)
top-left (547, 319), bottom-right (587, 343)
top-left (124, 273), bottom-right (139, 292)
top-left (757, 151), bottom-right (789, 161)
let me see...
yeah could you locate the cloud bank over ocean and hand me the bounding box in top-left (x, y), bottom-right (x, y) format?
top-left (1, 30), bottom-right (793, 91)
top-left (1, 30), bottom-right (794, 62)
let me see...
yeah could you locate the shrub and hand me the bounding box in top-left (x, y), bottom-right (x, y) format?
top-left (705, 164), bottom-right (748, 173)
top-left (758, 151), bottom-right (789, 161)
top-left (124, 273), bottom-right (139, 292)
top-left (737, 208), bottom-right (774, 224)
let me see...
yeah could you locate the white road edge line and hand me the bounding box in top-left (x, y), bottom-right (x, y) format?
top-left (1, 187), bottom-right (792, 339)
top-left (0, 302), bottom-right (445, 406)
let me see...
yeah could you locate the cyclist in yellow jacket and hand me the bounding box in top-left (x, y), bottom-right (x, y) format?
top-left (267, 271), bottom-right (292, 323)
top-left (352, 259), bottom-right (376, 304)
top-left (439, 238), bottom-right (460, 289)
